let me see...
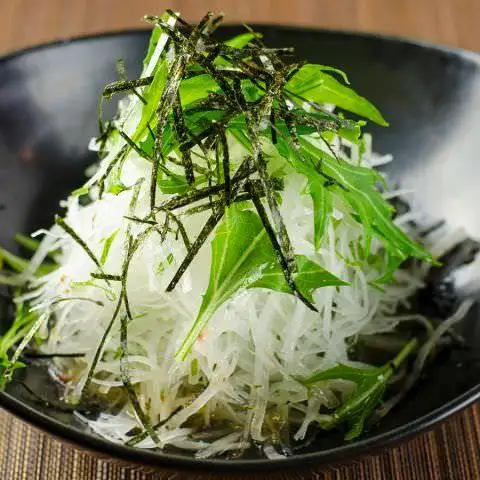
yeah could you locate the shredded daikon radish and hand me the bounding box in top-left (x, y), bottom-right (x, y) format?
top-left (19, 119), bottom-right (439, 457)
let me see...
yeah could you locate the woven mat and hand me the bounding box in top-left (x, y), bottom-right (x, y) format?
top-left (1, 405), bottom-right (480, 479)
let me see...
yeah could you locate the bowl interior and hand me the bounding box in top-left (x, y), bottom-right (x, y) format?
top-left (1, 27), bottom-right (480, 471)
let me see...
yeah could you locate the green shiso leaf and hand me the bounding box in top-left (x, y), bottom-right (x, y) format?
top-left (297, 137), bottom-right (431, 262)
top-left (158, 172), bottom-right (208, 195)
top-left (338, 121), bottom-right (365, 144)
top-left (287, 64), bottom-right (388, 126)
top-left (142, 11), bottom-right (175, 75)
top-left (224, 31), bottom-right (261, 49)
top-left (214, 32), bottom-right (261, 67)
top-left (249, 254), bottom-right (347, 302)
top-left (314, 65), bottom-right (351, 84)
top-left (179, 74), bottom-right (218, 107)
top-left (176, 205), bottom-right (345, 359)
top-left (307, 181), bottom-right (333, 250)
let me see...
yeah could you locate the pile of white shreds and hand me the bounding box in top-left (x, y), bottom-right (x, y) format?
top-left (14, 26), bottom-right (468, 458)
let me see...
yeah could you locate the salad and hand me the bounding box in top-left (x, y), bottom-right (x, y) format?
top-left (0, 10), bottom-right (474, 459)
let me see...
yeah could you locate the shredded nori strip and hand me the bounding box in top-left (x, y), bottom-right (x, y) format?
top-left (55, 216), bottom-right (108, 282)
top-left (246, 181), bottom-right (317, 311)
top-left (104, 77), bottom-right (154, 98)
top-left (173, 92), bottom-right (195, 184)
top-left (166, 207), bottom-right (224, 292)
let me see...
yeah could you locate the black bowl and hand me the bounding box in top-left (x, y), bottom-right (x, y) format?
top-left (1, 27), bottom-right (480, 475)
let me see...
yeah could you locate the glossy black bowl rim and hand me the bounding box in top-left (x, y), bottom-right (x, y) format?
top-left (0, 26), bottom-right (479, 473)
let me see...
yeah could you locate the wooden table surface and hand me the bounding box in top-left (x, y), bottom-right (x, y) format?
top-left (1, 0), bottom-right (480, 54)
top-left (1, 1), bottom-right (480, 479)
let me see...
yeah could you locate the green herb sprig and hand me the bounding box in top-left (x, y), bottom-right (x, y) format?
top-left (300, 338), bottom-right (418, 439)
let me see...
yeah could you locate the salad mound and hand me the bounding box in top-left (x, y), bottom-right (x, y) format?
top-left (0, 11), bottom-right (471, 458)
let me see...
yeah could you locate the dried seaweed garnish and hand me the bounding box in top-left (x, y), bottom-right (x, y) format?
top-left (245, 111), bottom-right (310, 308)
top-left (118, 130), bottom-right (152, 160)
top-left (166, 207), bottom-right (224, 292)
top-left (98, 145), bottom-right (129, 199)
top-left (104, 77), bottom-right (154, 99)
top-left (118, 229), bottom-right (160, 444)
top-left (125, 405), bottom-right (183, 447)
top-left (161, 210), bottom-right (191, 250)
top-left (118, 130), bottom-right (178, 183)
top-left (168, 155), bottom-right (208, 175)
top-left (147, 12), bottom-right (221, 213)
top-left (163, 154), bottom-right (255, 290)
top-left (115, 59), bottom-right (147, 105)
top-left (183, 193), bottom-right (252, 216)
top-left (91, 273), bottom-right (122, 282)
top-left (54, 216), bottom-right (108, 283)
top-left (81, 208), bottom-right (161, 443)
top-left (246, 181), bottom-right (317, 311)
top-left (81, 288), bottom-right (124, 396)
top-left (119, 314), bottom-right (159, 444)
top-left (172, 92), bottom-right (195, 184)
top-left (154, 160), bottom-right (254, 213)
top-left (49, 297), bottom-right (104, 308)
top-left (218, 131), bottom-right (231, 204)
top-left (23, 352), bottom-right (85, 359)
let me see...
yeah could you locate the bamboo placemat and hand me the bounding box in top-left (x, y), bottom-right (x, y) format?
top-left (1, 404), bottom-right (480, 479)
top-left (1, 0), bottom-right (480, 478)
